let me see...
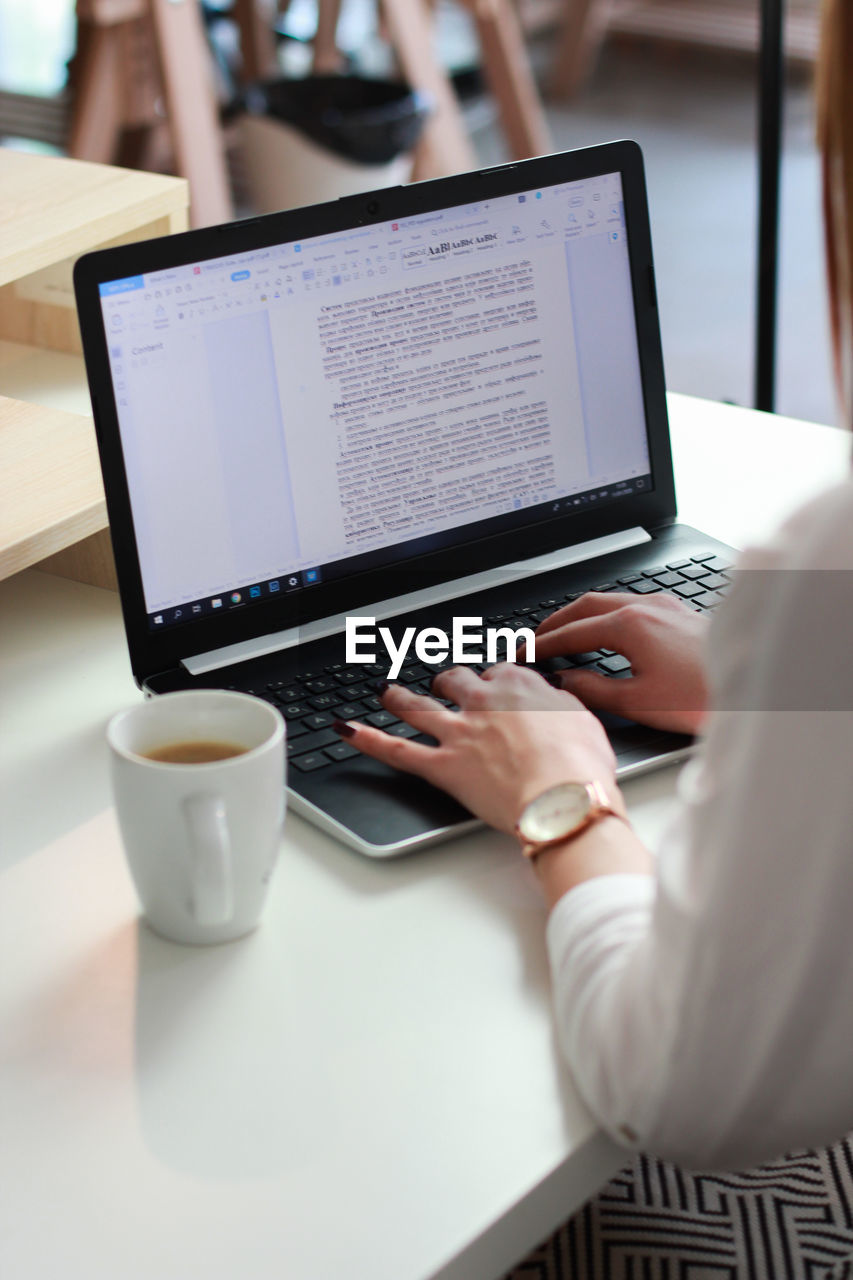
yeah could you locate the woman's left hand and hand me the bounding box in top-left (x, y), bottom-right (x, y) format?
top-left (334, 663), bottom-right (620, 834)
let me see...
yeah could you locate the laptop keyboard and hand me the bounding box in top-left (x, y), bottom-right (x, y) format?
top-left (226, 552), bottom-right (733, 774)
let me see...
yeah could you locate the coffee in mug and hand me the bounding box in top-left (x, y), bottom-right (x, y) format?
top-left (143, 740), bottom-right (249, 765)
top-left (108, 690), bottom-right (286, 945)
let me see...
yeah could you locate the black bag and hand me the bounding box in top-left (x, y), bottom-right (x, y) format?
top-left (231, 75), bottom-right (430, 167)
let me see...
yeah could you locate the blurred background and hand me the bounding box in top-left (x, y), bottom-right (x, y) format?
top-left (0, 0), bottom-right (832, 426)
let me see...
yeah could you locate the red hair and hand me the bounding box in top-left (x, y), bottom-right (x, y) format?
top-left (817, 0), bottom-right (853, 415)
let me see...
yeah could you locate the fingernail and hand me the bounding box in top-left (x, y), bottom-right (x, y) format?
top-left (374, 680), bottom-right (389, 695)
top-left (333, 720), bottom-right (357, 738)
top-left (546, 673), bottom-right (563, 687)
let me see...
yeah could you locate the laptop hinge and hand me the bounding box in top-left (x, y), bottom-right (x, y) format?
top-left (182, 526), bottom-right (652, 677)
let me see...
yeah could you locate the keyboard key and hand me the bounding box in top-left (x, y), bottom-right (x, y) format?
top-left (628, 580), bottom-right (661, 594)
top-left (652, 571), bottom-right (686, 588)
top-left (691, 553), bottom-right (716, 563)
top-left (696, 572), bottom-right (729, 591)
top-left (324, 663), bottom-right (344, 674)
top-left (592, 582), bottom-right (618, 592)
top-left (303, 712), bottom-right (334, 731)
top-left (400, 664), bottom-right (431, 683)
top-left (570, 651), bottom-right (603, 665)
top-left (672, 582), bottom-right (706, 599)
top-left (280, 702), bottom-right (313, 720)
top-left (704, 557), bottom-right (732, 573)
top-left (274, 686), bottom-right (303, 703)
top-left (286, 727), bottom-right (339, 757)
top-left (617, 574), bottom-right (642, 585)
top-left (666, 559), bottom-right (691, 570)
top-left (302, 677), bottom-right (333, 693)
top-left (678, 564), bottom-right (711, 580)
top-left (598, 654), bottom-right (632, 674)
top-left (334, 669), bottom-right (364, 685)
top-left (287, 720), bottom-right (310, 738)
top-left (641, 565), bottom-right (667, 577)
top-left (325, 741), bottom-right (360, 762)
top-left (309, 693), bottom-right (342, 711)
top-left (692, 590), bottom-right (724, 609)
top-left (385, 722), bottom-right (420, 739)
top-left (366, 710), bottom-right (399, 728)
top-left (344, 684), bottom-right (373, 701)
top-left (537, 656), bottom-right (574, 672)
top-left (540, 599), bottom-right (562, 609)
top-left (266, 679), bottom-right (286, 691)
top-left (290, 751), bottom-right (332, 773)
top-left (335, 701), bottom-right (368, 720)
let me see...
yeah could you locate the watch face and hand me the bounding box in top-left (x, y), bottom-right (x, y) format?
top-left (518, 782), bottom-right (592, 843)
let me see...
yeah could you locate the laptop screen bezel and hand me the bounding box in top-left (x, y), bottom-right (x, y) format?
top-left (74, 140), bottom-right (676, 685)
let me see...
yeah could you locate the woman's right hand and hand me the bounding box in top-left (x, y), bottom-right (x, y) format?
top-left (532, 591), bottom-right (711, 735)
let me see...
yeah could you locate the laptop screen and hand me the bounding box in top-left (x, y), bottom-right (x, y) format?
top-left (98, 169), bottom-right (652, 632)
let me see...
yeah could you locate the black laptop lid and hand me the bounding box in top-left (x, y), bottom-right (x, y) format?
top-left (74, 141), bottom-right (675, 686)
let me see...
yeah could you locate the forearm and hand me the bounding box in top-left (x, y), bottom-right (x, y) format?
top-left (531, 811), bottom-right (653, 910)
top-left (546, 871), bottom-right (668, 1154)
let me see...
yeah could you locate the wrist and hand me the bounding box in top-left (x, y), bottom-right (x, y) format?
top-left (531, 813), bottom-right (653, 908)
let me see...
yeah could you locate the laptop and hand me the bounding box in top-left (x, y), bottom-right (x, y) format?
top-left (74, 140), bottom-right (736, 858)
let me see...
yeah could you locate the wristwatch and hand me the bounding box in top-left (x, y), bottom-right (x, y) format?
top-left (514, 780), bottom-right (624, 861)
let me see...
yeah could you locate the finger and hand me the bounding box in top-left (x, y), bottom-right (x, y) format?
top-left (458, 661), bottom-right (573, 711)
top-left (381, 681), bottom-right (455, 735)
top-left (479, 660), bottom-right (542, 683)
top-left (531, 613), bottom-right (622, 661)
top-left (430, 665), bottom-right (485, 705)
top-left (536, 591), bottom-right (635, 637)
top-left (333, 719), bottom-right (441, 779)
top-left (483, 660), bottom-right (565, 695)
top-left (556, 668), bottom-right (633, 716)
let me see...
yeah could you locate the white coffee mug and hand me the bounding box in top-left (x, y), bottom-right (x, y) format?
top-left (108, 690), bottom-right (286, 945)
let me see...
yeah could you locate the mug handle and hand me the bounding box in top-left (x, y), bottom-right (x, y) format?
top-left (182, 793), bottom-right (234, 925)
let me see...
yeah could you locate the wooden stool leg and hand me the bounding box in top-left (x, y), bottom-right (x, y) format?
top-left (549, 0), bottom-right (615, 100)
top-left (380, 0), bottom-right (476, 180)
top-left (67, 24), bottom-right (125, 163)
top-left (233, 0), bottom-right (279, 82)
top-left (313, 0), bottom-right (344, 74)
top-left (148, 0), bottom-right (233, 226)
top-left (468, 0), bottom-right (551, 159)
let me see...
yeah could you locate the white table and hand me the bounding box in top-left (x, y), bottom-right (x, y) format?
top-left (1, 395), bottom-right (849, 1280)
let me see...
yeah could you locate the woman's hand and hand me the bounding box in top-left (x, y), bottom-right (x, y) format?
top-left (334, 663), bottom-right (620, 834)
top-left (533, 592), bottom-right (710, 735)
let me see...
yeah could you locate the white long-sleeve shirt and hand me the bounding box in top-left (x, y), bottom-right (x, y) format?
top-left (547, 476), bottom-right (853, 1171)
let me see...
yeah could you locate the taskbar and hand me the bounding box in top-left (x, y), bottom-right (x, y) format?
top-left (147, 564), bottom-right (323, 630)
